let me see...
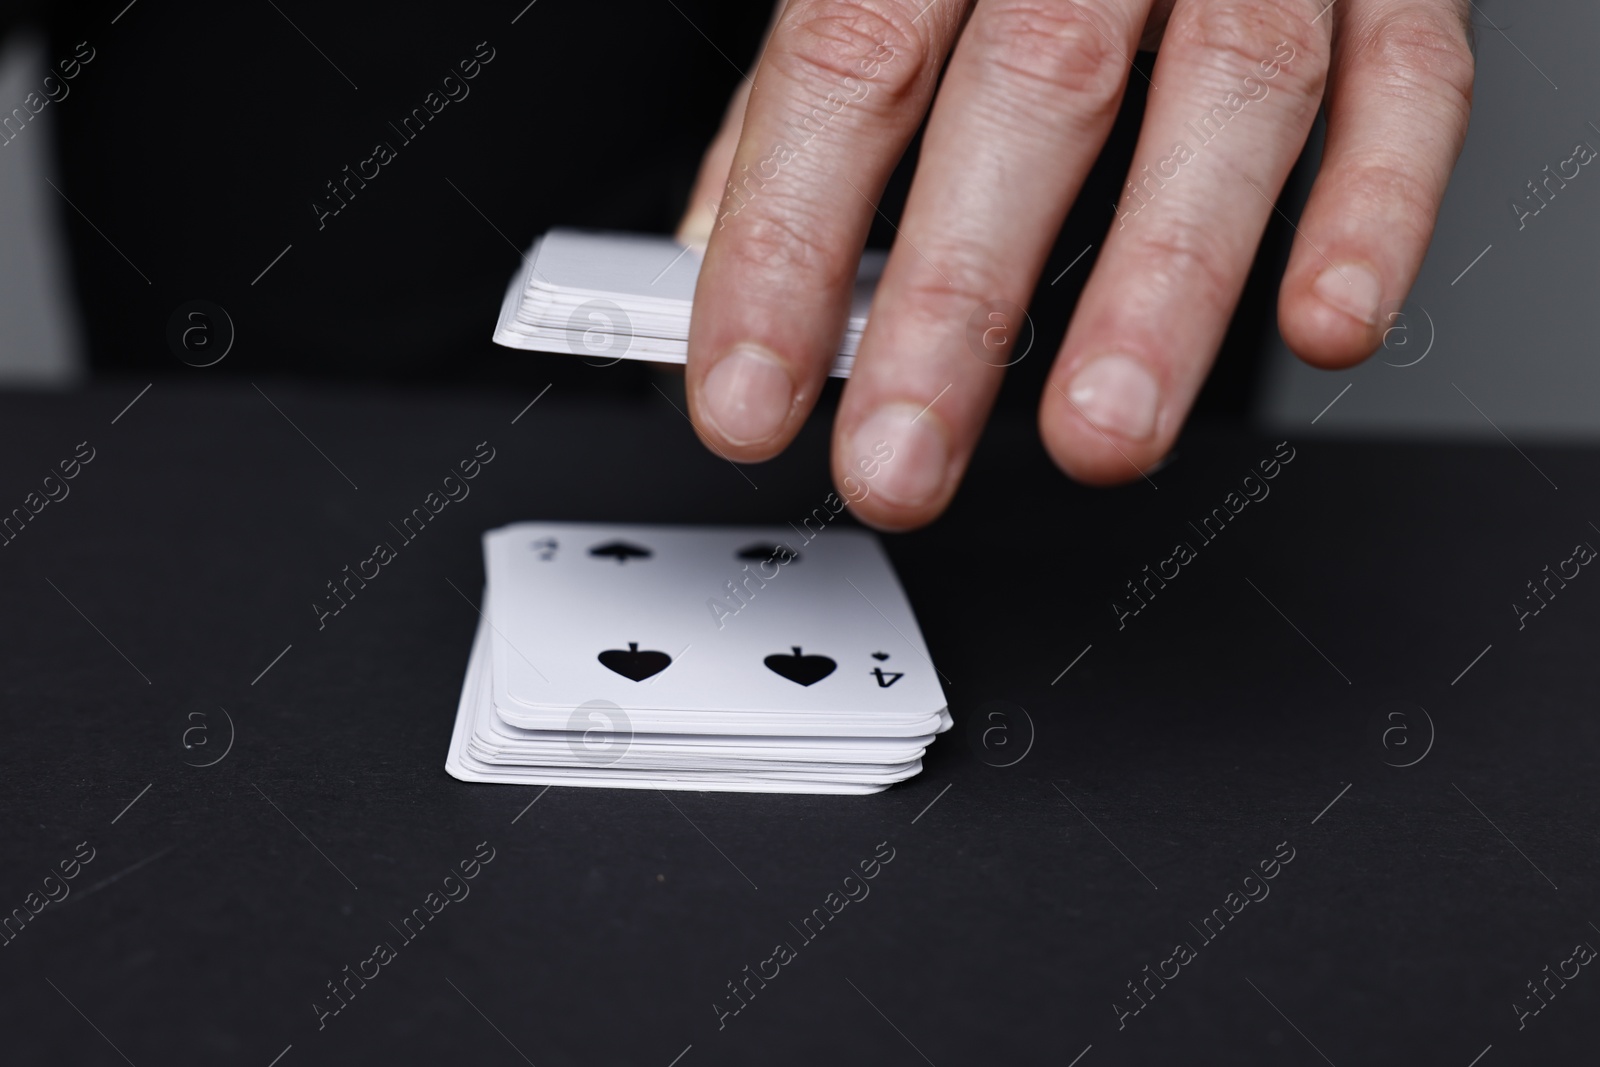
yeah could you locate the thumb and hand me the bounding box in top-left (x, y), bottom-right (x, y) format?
top-left (675, 79), bottom-right (753, 249)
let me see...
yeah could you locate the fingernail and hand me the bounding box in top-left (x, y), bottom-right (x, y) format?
top-left (849, 403), bottom-right (950, 509)
top-left (1313, 264), bottom-right (1382, 326)
top-left (699, 343), bottom-right (794, 446)
top-left (1067, 355), bottom-right (1160, 441)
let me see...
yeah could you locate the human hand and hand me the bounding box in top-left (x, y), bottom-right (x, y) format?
top-left (675, 0), bottom-right (1473, 529)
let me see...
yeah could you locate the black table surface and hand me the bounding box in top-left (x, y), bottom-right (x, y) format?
top-left (2, 378), bottom-right (1597, 1065)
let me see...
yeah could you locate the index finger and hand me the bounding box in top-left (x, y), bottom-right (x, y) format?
top-left (684, 1), bottom-right (965, 459)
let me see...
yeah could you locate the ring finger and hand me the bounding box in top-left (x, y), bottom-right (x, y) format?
top-left (1039, 0), bottom-right (1331, 482)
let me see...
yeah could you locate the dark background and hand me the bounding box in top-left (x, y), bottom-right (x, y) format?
top-left (8, 0), bottom-right (1283, 412)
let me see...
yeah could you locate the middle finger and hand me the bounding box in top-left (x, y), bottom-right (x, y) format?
top-left (833, 0), bottom-right (1154, 528)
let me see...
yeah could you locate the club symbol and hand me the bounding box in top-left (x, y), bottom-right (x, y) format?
top-left (598, 642), bottom-right (672, 682)
top-left (589, 540), bottom-right (652, 563)
top-left (764, 646), bottom-right (837, 687)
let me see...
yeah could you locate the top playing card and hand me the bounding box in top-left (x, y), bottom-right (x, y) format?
top-left (483, 522), bottom-right (947, 726)
top-left (491, 230), bottom-right (885, 374)
top-left (531, 229), bottom-right (707, 304)
top-left (526, 229), bottom-right (883, 309)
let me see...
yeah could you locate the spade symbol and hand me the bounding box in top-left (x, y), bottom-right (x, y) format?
top-left (589, 540), bottom-right (652, 564)
top-left (764, 646), bottom-right (837, 687)
top-left (737, 542), bottom-right (800, 563)
top-left (598, 642), bottom-right (672, 681)
top-left (870, 651), bottom-right (890, 661)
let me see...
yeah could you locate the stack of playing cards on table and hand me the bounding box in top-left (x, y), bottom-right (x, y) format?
top-left (492, 229), bottom-right (884, 375)
top-left (446, 522), bottom-right (950, 794)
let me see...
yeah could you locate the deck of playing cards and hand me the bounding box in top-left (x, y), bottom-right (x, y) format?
top-left (446, 522), bottom-right (950, 794)
top-left (492, 229), bottom-right (884, 375)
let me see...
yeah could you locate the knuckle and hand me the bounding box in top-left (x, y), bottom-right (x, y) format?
top-left (1355, 10), bottom-right (1475, 114)
top-left (723, 205), bottom-right (855, 291)
top-left (776, 0), bottom-right (929, 107)
top-left (897, 263), bottom-right (1008, 332)
top-left (975, 1), bottom-right (1131, 115)
top-left (1330, 159), bottom-right (1440, 239)
top-left (1171, 1), bottom-right (1327, 100)
top-left (1122, 220), bottom-right (1233, 304)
